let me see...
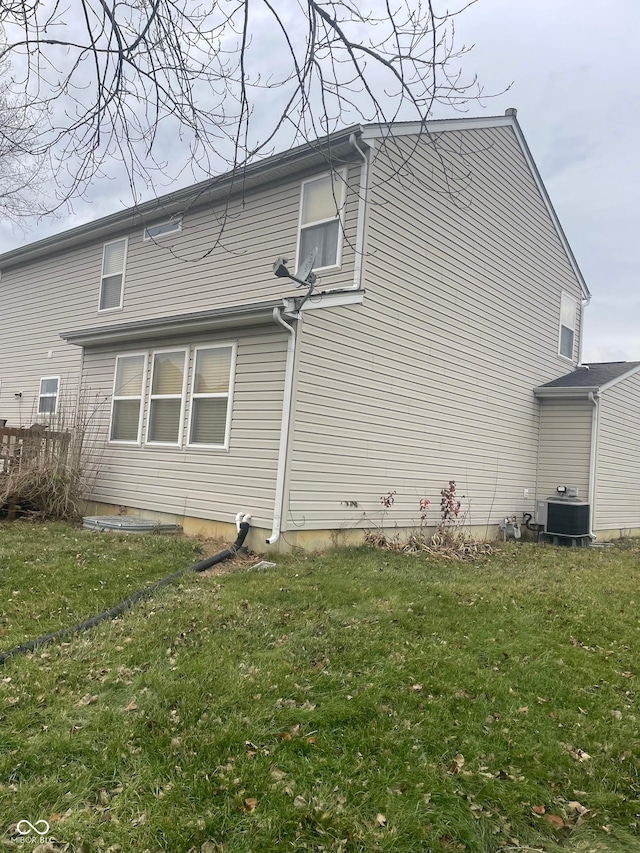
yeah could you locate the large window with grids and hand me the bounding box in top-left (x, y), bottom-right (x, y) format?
top-left (297, 171), bottom-right (346, 272)
top-left (108, 343), bottom-right (236, 449)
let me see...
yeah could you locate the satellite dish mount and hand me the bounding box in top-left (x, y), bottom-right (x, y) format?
top-left (272, 248), bottom-right (318, 310)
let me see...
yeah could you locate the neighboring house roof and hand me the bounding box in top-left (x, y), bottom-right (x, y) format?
top-left (0, 111), bottom-right (590, 300)
top-left (535, 362), bottom-right (640, 397)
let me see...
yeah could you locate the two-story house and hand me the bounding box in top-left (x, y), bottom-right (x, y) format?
top-left (1, 110), bottom-right (639, 549)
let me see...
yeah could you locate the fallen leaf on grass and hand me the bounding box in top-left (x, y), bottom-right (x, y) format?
top-left (270, 769), bottom-right (286, 781)
top-left (569, 748), bottom-right (591, 762)
top-left (306, 735), bottom-right (316, 744)
top-left (375, 813), bottom-right (386, 827)
top-left (517, 706), bottom-right (528, 714)
top-left (79, 694), bottom-right (98, 706)
top-left (446, 754), bottom-right (465, 774)
top-left (567, 801), bottom-right (587, 815)
top-left (293, 796), bottom-right (306, 809)
top-left (545, 814), bottom-right (565, 829)
top-left (243, 797), bottom-right (257, 813)
top-left (278, 731), bottom-right (292, 741)
top-left (131, 813), bottom-right (146, 826)
top-left (532, 805), bottom-right (546, 815)
top-left (201, 842), bottom-right (221, 853)
top-left (124, 700), bottom-right (138, 712)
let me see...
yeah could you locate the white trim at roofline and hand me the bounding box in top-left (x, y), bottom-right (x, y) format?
top-left (533, 385), bottom-right (599, 399)
top-left (363, 114), bottom-right (591, 301)
top-left (598, 362), bottom-right (640, 392)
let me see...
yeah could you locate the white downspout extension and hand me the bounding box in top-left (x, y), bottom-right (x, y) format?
top-left (267, 306), bottom-right (297, 545)
top-left (349, 133), bottom-right (370, 291)
top-left (587, 391), bottom-right (600, 541)
top-left (578, 298), bottom-right (589, 365)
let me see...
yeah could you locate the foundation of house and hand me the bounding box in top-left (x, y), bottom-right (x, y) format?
top-left (80, 502), bottom-right (640, 553)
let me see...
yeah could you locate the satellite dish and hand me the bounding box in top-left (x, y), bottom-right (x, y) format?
top-left (296, 248), bottom-right (317, 283)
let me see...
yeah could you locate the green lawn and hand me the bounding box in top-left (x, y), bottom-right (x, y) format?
top-left (0, 523), bottom-right (639, 852)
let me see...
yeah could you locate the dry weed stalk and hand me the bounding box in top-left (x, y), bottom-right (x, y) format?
top-left (0, 391), bottom-right (104, 521)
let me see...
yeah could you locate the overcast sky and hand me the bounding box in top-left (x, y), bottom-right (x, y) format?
top-left (0, 0), bottom-right (637, 362)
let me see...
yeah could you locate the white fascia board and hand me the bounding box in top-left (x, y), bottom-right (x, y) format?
top-left (598, 363), bottom-right (640, 393)
top-left (362, 115), bottom-right (591, 302)
top-left (509, 121), bottom-right (590, 301)
top-left (282, 288), bottom-right (365, 316)
top-left (533, 385), bottom-right (597, 399)
top-left (360, 116), bottom-right (513, 141)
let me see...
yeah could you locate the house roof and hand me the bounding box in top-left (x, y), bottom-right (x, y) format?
top-left (534, 362), bottom-right (640, 397)
top-left (0, 112), bottom-right (589, 299)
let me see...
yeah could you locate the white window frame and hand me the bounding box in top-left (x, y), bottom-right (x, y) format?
top-left (186, 342), bottom-right (237, 451)
top-left (558, 291), bottom-right (577, 361)
top-left (143, 219), bottom-right (182, 241)
top-left (98, 237), bottom-right (128, 313)
top-left (108, 352), bottom-right (148, 445)
top-left (296, 168), bottom-right (347, 274)
top-left (145, 347), bottom-right (188, 447)
top-left (37, 376), bottom-right (60, 416)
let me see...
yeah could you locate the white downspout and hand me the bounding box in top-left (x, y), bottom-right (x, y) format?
top-left (267, 306), bottom-right (296, 545)
top-left (349, 133), bottom-right (370, 291)
top-left (587, 391), bottom-right (600, 541)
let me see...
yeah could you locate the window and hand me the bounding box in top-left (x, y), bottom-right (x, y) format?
top-left (143, 220), bottom-right (182, 241)
top-left (147, 350), bottom-right (187, 445)
top-left (559, 291), bottom-right (577, 359)
top-left (38, 377), bottom-right (59, 415)
top-left (188, 345), bottom-right (235, 447)
top-left (298, 171), bottom-right (346, 271)
top-left (108, 343), bottom-right (236, 449)
top-left (110, 354), bottom-right (146, 443)
top-left (100, 238), bottom-right (127, 311)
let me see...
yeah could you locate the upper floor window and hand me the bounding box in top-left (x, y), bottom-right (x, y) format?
top-left (559, 291), bottom-right (577, 360)
top-left (38, 376), bottom-right (59, 415)
top-left (298, 171), bottom-right (346, 272)
top-left (143, 220), bottom-right (182, 241)
top-left (100, 238), bottom-right (127, 311)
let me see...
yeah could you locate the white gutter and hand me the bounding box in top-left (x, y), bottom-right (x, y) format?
top-left (349, 133), bottom-right (370, 290)
top-left (267, 306), bottom-right (297, 545)
top-left (587, 391), bottom-right (600, 541)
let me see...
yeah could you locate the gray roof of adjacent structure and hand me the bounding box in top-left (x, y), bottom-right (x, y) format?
top-left (539, 362), bottom-right (640, 390)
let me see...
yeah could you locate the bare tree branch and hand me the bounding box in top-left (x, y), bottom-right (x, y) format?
top-left (0, 0), bottom-right (486, 214)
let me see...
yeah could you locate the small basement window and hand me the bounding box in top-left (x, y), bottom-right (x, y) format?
top-left (298, 171), bottom-right (346, 271)
top-left (38, 376), bottom-right (59, 415)
top-left (100, 238), bottom-right (127, 311)
top-left (143, 220), bottom-right (182, 241)
top-left (559, 291), bottom-right (577, 359)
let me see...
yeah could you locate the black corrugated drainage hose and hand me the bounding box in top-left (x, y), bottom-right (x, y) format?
top-left (0, 517), bottom-right (251, 666)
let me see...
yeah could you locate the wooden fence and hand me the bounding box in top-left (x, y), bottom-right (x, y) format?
top-left (0, 426), bottom-right (71, 474)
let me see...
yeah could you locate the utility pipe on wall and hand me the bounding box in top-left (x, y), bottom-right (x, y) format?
top-left (348, 132), bottom-right (370, 291)
top-left (267, 307), bottom-right (297, 545)
top-left (587, 391), bottom-right (600, 541)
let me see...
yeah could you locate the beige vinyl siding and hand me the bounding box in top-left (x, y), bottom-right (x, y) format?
top-left (81, 326), bottom-right (287, 527)
top-left (0, 162), bottom-right (359, 429)
top-left (594, 372), bottom-right (640, 530)
top-left (536, 400), bottom-right (592, 500)
top-left (286, 126), bottom-right (586, 530)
